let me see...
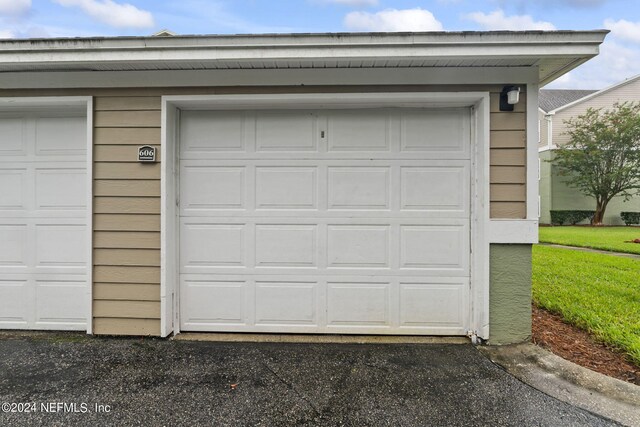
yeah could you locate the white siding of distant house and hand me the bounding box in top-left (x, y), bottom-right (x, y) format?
top-left (552, 77), bottom-right (640, 147)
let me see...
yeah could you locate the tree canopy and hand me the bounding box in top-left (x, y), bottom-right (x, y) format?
top-left (552, 102), bottom-right (640, 225)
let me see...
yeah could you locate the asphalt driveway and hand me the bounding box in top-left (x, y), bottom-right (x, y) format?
top-left (0, 335), bottom-right (618, 426)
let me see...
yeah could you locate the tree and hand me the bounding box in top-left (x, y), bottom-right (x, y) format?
top-left (551, 102), bottom-right (640, 225)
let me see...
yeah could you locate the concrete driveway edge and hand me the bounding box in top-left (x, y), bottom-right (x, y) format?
top-left (478, 343), bottom-right (640, 427)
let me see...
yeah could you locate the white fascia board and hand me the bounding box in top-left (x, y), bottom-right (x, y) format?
top-left (0, 67), bottom-right (539, 89)
top-left (489, 220), bottom-right (539, 244)
top-left (0, 31), bottom-right (609, 50)
top-left (0, 44), bottom-right (602, 65)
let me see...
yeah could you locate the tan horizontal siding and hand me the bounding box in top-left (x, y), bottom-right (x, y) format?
top-left (94, 180), bottom-right (160, 197)
top-left (94, 163), bottom-right (160, 179)
top-left (490, 202), bottom-right (527, 218)
top-left (94, 283), bottom-right (161, 301)
top-left (94, 197), bottom-right (160, 214)
top-left (94, 96), bottom-right (162, 111)
top-left (93, 318), bottom-right (160, 336)
top-left (94, 232), bottom-right (161, 249)
top-left (490, 131), bottom-right (526, 148)
top-left (94, 266), bottom-right (160, 284)
top-left (95, 110), bottom-right (161, 128)
top-left (93, 96), bottom-right (162, 335)
top-left (94, 249), bottom-right (160, 266)
top-left (490, 148), bottom-right (526, 166)
top-left (94, 214), bottom-right (160, 232)
top-left (94, 145), bottom-right (161, 163)
top-left (94, 300), bottom-right (160, 318)
top-left (490, 112), bottom-right (526, 131)
top-left (490, 184), bottom-right (526, 202)
top-left (94, 127), bottom-right (161, 145)
top-left (490, 166), bottom-right (526, 184)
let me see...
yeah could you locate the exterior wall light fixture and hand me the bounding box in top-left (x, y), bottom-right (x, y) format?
top-left (500, 85), bottom-right (521, 111)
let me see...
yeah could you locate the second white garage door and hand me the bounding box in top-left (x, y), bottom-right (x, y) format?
top-left (179, 107), bottom-right (471, 335)
top-left (0, 111), bottom-right (88, 330)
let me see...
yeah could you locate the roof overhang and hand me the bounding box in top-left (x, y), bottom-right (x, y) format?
top-left (0, 31), bottom-right (608, 87)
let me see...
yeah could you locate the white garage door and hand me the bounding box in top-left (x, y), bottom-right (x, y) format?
top-left (179, 107), bottom-right (471, 335)
top-left (0, 112), bottom-right (88, 330)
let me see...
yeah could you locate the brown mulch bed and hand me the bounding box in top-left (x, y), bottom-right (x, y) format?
top-left (531, 305), bottom-right (640, 385)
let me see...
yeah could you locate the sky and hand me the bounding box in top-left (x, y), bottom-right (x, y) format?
top-left (0, 0), bottom-right (639, 89)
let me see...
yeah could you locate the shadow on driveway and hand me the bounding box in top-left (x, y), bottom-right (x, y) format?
top-left (0, 336), bottom-right (618, 426)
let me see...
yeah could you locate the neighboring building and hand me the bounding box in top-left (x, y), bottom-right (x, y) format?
top-left (539, 75), bottom-right (640, 224)
top-left (0, 31), bottom-right (606, 344)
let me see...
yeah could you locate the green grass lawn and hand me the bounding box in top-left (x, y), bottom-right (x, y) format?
top-left (533, 245), bottom-right (640, 365)
top-left (539, 226), bottom-right (640, 255)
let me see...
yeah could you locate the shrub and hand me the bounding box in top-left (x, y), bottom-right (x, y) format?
top-left (550, 210), bottom-right (595, 225)
top-left (620, 211), bottom-right (640, 225)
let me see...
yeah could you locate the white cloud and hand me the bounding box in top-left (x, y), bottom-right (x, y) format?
top-left (496, 0), bottom-right (606, 8)
top-left (561, 0), bottom-right (606, 5)
top-left (161, 0), bottom-right (297, 34)
top-left (315, 0), bottom-right (378, 6)
top-left (344, 8), bottom-right (443, 32)
top-left (466, 9), bottom-right (555, 30)
top-left (0, 29), bottom-right (15, 38)
top-left (54, 0), bottom-right (154, 29)
top-left (605, 19), bottom-right (640, 44)
top-left (0, 0), bottom-right (30, 17)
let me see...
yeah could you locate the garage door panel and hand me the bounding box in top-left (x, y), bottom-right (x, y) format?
top-left (327, 225), bottom-right (389, 268)
top-left (327, 282), bottom-right (390, 327)
top-left (327, 110), bottom-right (390, 152)
top-left (179, 275), bottom-right (468, 333)
top-left (35, 168), bottom-right (86, 210)
top-left (181, 280), bottom-right (247, 325)
top-left (0, 225), bottom-right (27, 267)
top-left (35, 225), bottom-right (87, 270)
top-left (255, 225), bottom-right (317, 268)
top-left (180, 111), bottom-right (247, 153)
top-left (0, 117), bottom-right (25, 155)
top-left (181, 166), bottom-right (246, 210)
top-left (399, 281), bottom-right (467, 328)
top-left (181, 223), bottom-right (245, 268)
top-left (255, 281), bottom-right (317, 326)
top-left (0, 169), bottom-right (27, 210)
top-left (255, 167), bottom-right (317, 210)
top-left (181, 210), bottom-right (467, 220)
top-left (401, 109), bottom-right (469, 155)
top-left (35, 116), bottom-right (86, 156)
top-left (400, 225), bottom-right (469, 271)
top-left (256, 111), bottom-right (317, 152)
top-left (0, 280), bottom-right (29, 325)
top-left (35, 279), bottom-right (86, 325)
top-left (400, 166), bottom-right (469, 213)
top-left (327, 167), bottom-right (390, 210)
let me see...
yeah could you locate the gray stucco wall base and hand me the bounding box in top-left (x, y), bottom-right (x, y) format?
top-left (489, 244), bottom-right (532, 345)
